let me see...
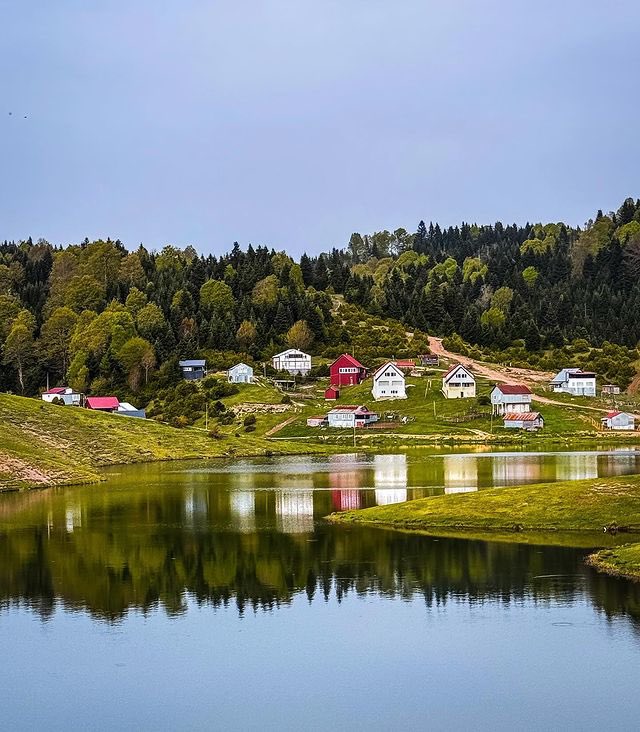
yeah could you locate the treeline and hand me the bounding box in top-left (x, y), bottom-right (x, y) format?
top-left (1, 197), bottom-right (639, 399)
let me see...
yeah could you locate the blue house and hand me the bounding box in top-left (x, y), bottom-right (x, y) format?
top-left (179, 359), bottom-right (207, 380)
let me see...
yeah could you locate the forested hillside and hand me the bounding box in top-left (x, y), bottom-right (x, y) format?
top-left (1, 197), bottom-right (639, 402)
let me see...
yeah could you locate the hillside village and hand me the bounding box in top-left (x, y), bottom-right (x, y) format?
top-left (33, 339), bottom-right (640, 445)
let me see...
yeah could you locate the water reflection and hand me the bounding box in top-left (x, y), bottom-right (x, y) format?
top-left (374, 454), bottom-right (408, 504)
top-left (443, 455), bottom-right (478, 494)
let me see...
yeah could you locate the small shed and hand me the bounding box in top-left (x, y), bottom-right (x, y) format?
top-left (393, 359), bottom-right (415, 372)
top-left (116, 402), bottom-right (146, 419)
top-left (86, 396), bottom-right (120, 412)
top-left (419, 354), bottom-right (440, 367)
top-left (324, 386), bottom-right (340, 400)
top-left (503, 411), bottom-right (544, 430)
top-left (601, 411), bottom-right (635, 431)
top-left (179, 359), bottom-right (207, 380)
top-left (228, 362), bottom-right (254, 384)
top-left (306, 416), bottom-right (326, 427)
top-left (602, 384), bottom-right (621, 395)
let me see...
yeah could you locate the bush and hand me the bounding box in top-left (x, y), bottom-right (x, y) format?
top-left (281, 394), bottom-right (292, 404)
top-left (243, 414), bottom-right (257, 427)
top-left (477, 395), bottom-right (490, 406)
top-left (244, 424), bottom-right (256, 433)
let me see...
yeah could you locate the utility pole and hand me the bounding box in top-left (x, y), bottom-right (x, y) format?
top-left (205, 402), bottom-right (208, 431)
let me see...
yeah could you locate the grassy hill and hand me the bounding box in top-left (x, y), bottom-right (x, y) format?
top-left (0, 393), bottom-right (309, 492)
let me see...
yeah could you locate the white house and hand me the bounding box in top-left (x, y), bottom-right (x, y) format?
top-left (601, 411), bottom-right (635, 431)
top-left (549, 368), bottom-right (596, 396)
top-left (41, 386), bottom-right (81, 406)
top-left (272, 348), bottom-right (312, 375)
top-left (327, 405), bottom-right (378, 428)
top-left (228, 362), bottom-right (254, 384)
top-left (490, 384), bottom-right (532, 415)
top-left (372, 362), bottom-right (406, 400)
top-left (442, 364), bottom-right (476, 399)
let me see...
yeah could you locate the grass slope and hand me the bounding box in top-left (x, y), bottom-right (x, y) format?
top-left (328, 474), bottom-right (640, 534)
top-left (587, 544), bottom-right (640, 581)
top-left (0, 393), bottom-right (308, 491)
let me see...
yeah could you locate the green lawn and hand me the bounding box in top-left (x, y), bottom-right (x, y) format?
top-left (0, 393), bottom-right (315, 491)
top-left (587, 543), bottom-right (640, 581)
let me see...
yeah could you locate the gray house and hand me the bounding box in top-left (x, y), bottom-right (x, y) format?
top-left (179, 359), bottom-right (207, 380)
top-left (490, 384), bottom-right (532, 415)
top-left (601, 411), bottom-right (635, 431)
top-left (228, 362), bottom-right (254, 384)
top-left (503, 411), bottom-right (544, 430)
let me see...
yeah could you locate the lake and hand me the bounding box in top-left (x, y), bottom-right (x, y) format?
top-left (2, 449), bottom-right (640, 730)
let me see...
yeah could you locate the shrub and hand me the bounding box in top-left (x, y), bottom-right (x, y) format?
top-left (243, 414), bottom-right (257, 427)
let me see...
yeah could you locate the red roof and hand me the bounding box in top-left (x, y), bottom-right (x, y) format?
top-left (86, 396), bottom-right (119, 410)
top-left (45, 386), bottom-right (66, 394)
top-left (503, 411), bottom-right (541, 421)
top-left (331, 353), bottom-right (365, 369)
top-left (494, 383), bottom-right (532, 395)
top-left (394, 360), bottom-right (415, 368)
top-left (605, 411), bottom-right (622, 419)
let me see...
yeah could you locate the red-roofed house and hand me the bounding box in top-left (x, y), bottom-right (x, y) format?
top-left (490, 383), bottom-right (532, 415)
top-left (41, 386), bottom-right (81, 406)
top-left (503, 411), bottom-right (544, 430)
top-left (86, 396), bottom-right (120, 412)
top-left (601, 411), bottom-right (635, 431)
top-left (327, 405), bottom-right (378, 428)
top-left (329, 354), bottom-right (367, 386)
top-left (393, 359), bottom-right (415, 372)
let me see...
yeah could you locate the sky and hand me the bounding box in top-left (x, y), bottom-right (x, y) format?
top-left (1, 1), bottom-right (639, 257)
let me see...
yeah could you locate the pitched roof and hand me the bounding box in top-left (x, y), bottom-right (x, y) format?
top-left (229, 362), bottom-right (252, 370)
top-left (44, 386), bottom-right (67, 394)
top-left (273, 348), bottom-right (310, 358)
top-left (179, 359), bottom-right (206, 367)
top-left (503, 411), bottom-right (542, 421)
top-left (443, 363), bottom-right (474, 383)
top-left (493, 383), bottom-right (532, 395)
top-left (328, 405), bottom-right (376, 415)
top-left (332, 353), bottom-right (365, 369)
top-left (603, 411), bottom-right (632, 419)
top-left (86, 396), bottom-right (120, 410)
top-left (394, 359), bottom-right (415, 368)
top-left (373, 361), bottom-right (404, 380)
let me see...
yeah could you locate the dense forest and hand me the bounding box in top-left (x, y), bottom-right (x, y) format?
top-left (1, 197), bottom-right (639, 402)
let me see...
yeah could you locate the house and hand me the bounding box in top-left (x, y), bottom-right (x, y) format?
top-left (327, 405), bottom-right (379, 428)
top-left (503, 411), bottom-right (544, 430)
top-left (86, 396), bottom-right (120, 412)
top-left (228, 362), bottom-right (254, 384)
top-left (116, 402), bottom-right (146, 419)
top-left (41, 386), bottom-right (81, 406)
top-left (393, 359), bottom-right (415, 372)
top-left (272, 348), bottom-right (312, 375)
top-left (490, 383), bottom-right (532, 415)
top-left (602, 384), bottom-right (621, 395)
top-left (329, 354), bottom-right (367, 386)
top-left (419, 354), bottom-right (440, 367)
top-left (601, 411), bottom-right (635, 431)
top-left (372, 362), bottom-right (406, 400)
top-left (179, 359), bottom-right (207, 380)
top-left (324, 386), bottom-right (340, 400)
top-left (306, 416), bottom-right (327, 427)
top-left (442, 364), bottom-right (476, 399)
top-left (549, 368), bottom-right (596, 396)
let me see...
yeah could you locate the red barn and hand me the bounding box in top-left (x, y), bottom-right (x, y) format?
top-left (86, 396), bottom-right (120, 412)
top-left (330, 354), bottom-right (367, 386)
top-left (324, 386), bottom-right (340, 400)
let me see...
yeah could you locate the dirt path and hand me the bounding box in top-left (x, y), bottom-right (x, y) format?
top-left (428, 337), bottom-right (640, 419)
top-left (265, 416), bottom-right (298, 436)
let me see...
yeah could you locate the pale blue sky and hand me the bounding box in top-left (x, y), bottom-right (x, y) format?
top-left (1, 1), bottom-right (638, 255)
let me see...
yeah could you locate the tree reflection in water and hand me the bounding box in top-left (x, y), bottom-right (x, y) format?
top-left (1, 474), bottom-right (640, 629)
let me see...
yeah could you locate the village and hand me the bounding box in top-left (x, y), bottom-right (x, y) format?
top-left (38, 345), bottom-right (639, 441)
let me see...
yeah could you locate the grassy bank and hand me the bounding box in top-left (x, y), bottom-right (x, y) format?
top-left (0, 393), bottom-right (314, 491)
top-left (329, 473), bottom-right (640, 534)
top-left (586, 544), bottom-right (640, 581)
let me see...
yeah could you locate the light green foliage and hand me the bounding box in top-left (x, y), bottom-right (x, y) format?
top-left (522, 266), bottom-right (539, 287)
top-left (462, 257), bottom-right (487, 283)
top-left (2, 309), bottom-right (36, 392)
top-left (286, 319), bottom-right (313, 351)
top-left (616, 220), bottom-right (640, 245)
top-left (236, 320), bottom-right (257, 351)
top-left (64, 275), bottom-right (106, 312)
top-left (251, 275), bottom-right (279, 307)
top-left (136, 303), bottom-right (167, 340)
top-left (271, 252), bottom-right (294, 277)
top-left (0, 294), bottom-right (21, 340)
top-left (117, 336), bottom-right (156, 389)
top-left (200, 279), bottom-right (235, 313)
top-left (125, 287), bottom-right (148, 316)
top-left (155, 245), bottom-right (185, 273)
top-left (67, 351), bottom-right (90, 393)
top-left (491, 286), bottom-right (513, 312)
top-left (480, 307), bottom-right (506, 329)
top-left (118, 252), bottom-right (146, 288)
top-left (430, 257), bottom-right (458, 281)
top-left (571, 217), bottom-right (614, 272)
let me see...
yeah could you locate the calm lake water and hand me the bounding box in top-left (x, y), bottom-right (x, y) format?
top-left (2, 449), bottom-right (640, 730)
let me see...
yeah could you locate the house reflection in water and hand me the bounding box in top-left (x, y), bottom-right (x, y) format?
top-left (555, 453), bottom-right (598, 481)
top-left (65, 502), bottom-right (82, 533)
top-left (329, 454), bottom-right (363, 511)
top-left (230, 491), bottom-right (256, 533)
top-left (491, 455), bottom-right (544, 486)
top-left (374, 454), bottom-right (408, 505)
top-left (183, 487), bottom-right (209, 525)
top-left (598, 450), bottom-right (640, 478)
top-left (275, 480), bottom-right (315, 533)
top-left (443, 455), bottom-right (478, 494)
